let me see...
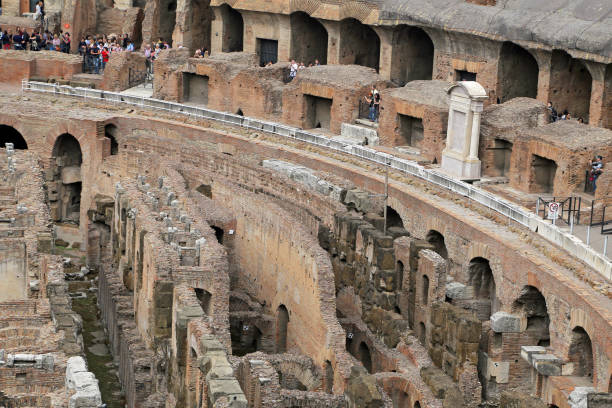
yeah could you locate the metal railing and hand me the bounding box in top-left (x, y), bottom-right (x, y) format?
top-left (20, 80), bottom-right (612, 280)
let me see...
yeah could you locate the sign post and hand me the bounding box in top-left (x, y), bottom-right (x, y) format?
top-left (548, 202), bottom-right (560, 225)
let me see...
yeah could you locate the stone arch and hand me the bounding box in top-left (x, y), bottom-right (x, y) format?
top-left (497, 42), bottom-right (539, 103)
top-left (386, 206), bottom-right (404, 229)
top-left (422, 275), bottom-right (429, 305)
top-left (397, 260), bottom-right (404, 291)
top-left (512, 285), bottom-right (550, 346)
top-left (568, 326), bottom-right (593, 379)
top-left (549, 50), bottom-right (592, 121)
top-left (195, 288), bottom-right (212, 314)
top-left (426, 230), bottom-right (448, 259)
top-left (211, 226), bottom-right (224, 244)
top-left (290, 12), bottom-right (327, 65)
top-left (323, 360), bottom-right (334, 393)
top-left (390, 25), bottom-right (434, 86)
top-left (0, 125), bottom-right (28, 149)
top-left (418, 321), bottom-right (426, 346)
top-left (339, 18), bottom-right (380, 71)
top-left (216, 4), bottom-right (243, 52)
top-left (104, 124), bottom-right (119, 156)
top-left (358, 341), bottom-right (372, 373)
top-left (51, 134), bottom-right (83, 225)
top-left (414, 402), bottom-right (421, 408)
top-left (467, 257), bottom-right (496, 321)
top-left (276, 304), bottom-right (289, 353)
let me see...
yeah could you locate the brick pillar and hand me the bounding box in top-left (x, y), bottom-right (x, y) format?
top-left (210, 6), bottom-right (224, 54)
top-left (320, 20), bottom-right (340, 65)
top-left (583, 61), bottom-right (609, 128)
top-left (278, 14), bottom-right (291, 62)
top-left (373, 27), bottom-right (393, 81)
top-left (532, 50), bottom-right (552, 104)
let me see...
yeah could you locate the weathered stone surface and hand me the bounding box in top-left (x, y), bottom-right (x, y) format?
top-left (490, 312), bottom-right (523, 333)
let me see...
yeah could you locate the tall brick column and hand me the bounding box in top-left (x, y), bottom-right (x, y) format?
top-left (373, 27), bottom-right (393, 81)
top-left (531, 49), bottom-right (552, 104)
top-left (320, 20), bottom-right (340, 65)
top-left (584, 61), bottom-right (611, 129)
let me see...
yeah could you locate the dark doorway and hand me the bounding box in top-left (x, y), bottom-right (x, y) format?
top-left (422, 275), bottom-right (429, 305)
top-left (468, 257), bottom-right (496, 321)
top-left (391, 26), bottom-right (434, 86)
top-left (276, 305), bottom-right (289, 353)
top-left (568, 327), bottom-right (593, 379)
top-left (183, 74), bottom-right (209, 105)
top-left (386, 206), bottom-right (403, 229)
top-left (304, 95), bottom-right (332, 129)
top-left (212, 226), bottom-right (224, 244)
top-left (324, 360), bottom-right (334, 393)
top-left (0, 125), bottom-right (27, 149)
top-left (358, 342), bottom-right (372, 373)
top-left (104, 124), bottom-right (119, 155)
top-left (418, 322), bottom-right (426, 346)
top-left (258, 38), bottom-right (278, 67)
top-left (426, 230), bottom-right (448, 259)
top-left (397, 261), bottom-right (404, 291)
top-left (52, 134), bottom-right (83, 224)
top-left (290, 12), bottom-right (327, 65)
top-left (339, 18), bottom-right (380, 71)
top-left (512, 286), bottom-right (550, 346)
top-left (195, 288), bottom-right (212, 314)
top-left (159, 0), bottom-right (177, 45)
top-left (456, 70), bottom-right (477, 82)
top-left (397, 114), bottom-right (424, 147)
top-left (531, 155), bottom-right (557, 193)
top-left (196, 184), bottom-right (212, 198)
top-left (490, 139), bottom-right (512, 177)
top-left (218, 4), bottom-right (243, 52)
top-left (498, 42), bottom-right (538, 102)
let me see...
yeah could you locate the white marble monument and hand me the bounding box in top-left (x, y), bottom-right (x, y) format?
top-left (441, 81), bottom-right (488, 180)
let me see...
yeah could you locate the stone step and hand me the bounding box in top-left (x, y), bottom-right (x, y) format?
top-left (355, 118), bottom-right (379, 129)
top-left (340, 123), bottom-right (379, 146)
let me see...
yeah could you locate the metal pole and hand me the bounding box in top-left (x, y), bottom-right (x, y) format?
top-left (383, 161), bottom-right (389, 236)
top-left (570, 212), bottom-right (574, 235)
top-left (586, 225), bottom-right (591, 246)
top-left (604, 236), bottom-right (608, 257)
top-left (536, 197), bottom-right (540, 217)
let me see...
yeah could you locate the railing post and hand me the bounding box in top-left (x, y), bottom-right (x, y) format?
top-left (604, 236), bottom-right (608, 257)
top-left (536, 198), bottom-right (540, 218)
top-left (586, 225), bottom-right (591, 246)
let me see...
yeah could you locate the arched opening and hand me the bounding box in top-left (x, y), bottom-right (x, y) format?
top-left (397, 261), bottom-right (404, 291)
top-left (290, 12), bottom-right (327, 65)
top-left (549, 50), bottom-right (592, 121)
top-left (276, 305), bottom-right (289, 353)
top-left (104, 124), bottom-right (119, 155)
top-left (414, 402), bottom-right (421, 408)
top-left (391, 389), bottom-right (410, 408)
top-left (195, 184), bottom-right (212, 198)
top-left (386, 206), bottom-right (404, 229)
top-left (608, 374), bottom-right (612, 392)
top-left (51, 134), bottom-right (83, 225)
top-left (218, 4), bottom-right (243, 52)
top-left (512, 286), bottom-right (550, 346)
top-left (358, 342), bottom-right (372, 373)
top-left (418, 322), bottom-right (426, 346)
top-left (390, 25), bottom-right (434, 86)
top-left (211, 226), bottom-right (224, 244)
top-left (324, 360), bottom-right (334, 393)
top-left (339, 18), bottom-right (380, 71)
top-left (195, 288), bottom-right (212, 314)
top-left (0, 125), bottom-right (27, 149)
top-left (426, 230), bottom-right (448, 259)
top-left (568, 327), bottom-right (593, 379)
top-left (230, 320), bottom-right (263, 356)
top-left (422, 275), bottom-right (429, 305)
top-left (604, 64), bottom-right (612, 129)
top-left (159, 0), bottom-right (177, 46)
top-left (498, 42), bottom-right (539, 103)
top-left (467, 257), bottom-right (496, 321)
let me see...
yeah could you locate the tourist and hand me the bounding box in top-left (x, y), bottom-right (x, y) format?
top-left (364, 92), bottom-right (376, 122)
top-left (61, 32), bottom-right (70, 53)
top-left (30, 31), bottom-right (41, 51)
top-left (314, 59), bottom-right (320, 66)
top-left (373, 88), bottom-right (381, 122)
top-left (547, 101), bottom-right (558, 122)
top-left (101, 47), bottom-right (109, 72)
top-left (194, 49), bottom-right (202, 58)
top-left (21, 29), bottom-right (30, 50)
top-left (589, 156), bottom-right (603, 193)
top-left (12, 30), bottom-right (23, 50)
top-left (289, 59), bottom-right (298, 81)
top-left (578, 117), bottom-right (584, 124)
top-left (52, 33), bottom-right (60, 51)
top-left (126, 40), bottom-right (134, 52)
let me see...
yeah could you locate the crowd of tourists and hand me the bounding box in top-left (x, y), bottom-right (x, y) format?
top-left (0, 27), bottom-right (71, 52)
top-left (547, 101), bottom-right (585, 124)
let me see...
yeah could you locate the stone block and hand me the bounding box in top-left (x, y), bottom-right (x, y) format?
top-left (207, 378), bottom-right (247, 406)
top-left (374, 247), bottom-right (395, 269)
top-left (587, 393), bottom-right (612, 408)
top-left (457, 319), bottom-right (481, 342)
top-left (340, 122), bottom-right (379, 145)
top-left (486, 359), bottom-right (510, 383)
top-left (490, 312), bottom-right (523, 333)
top-left (532, 354), bottom-right (562, 376)
top-left (446, 281), bottom-right (471, 300)
top-left (520, 345), bottom-right (546, 364)
top-left (499, 391), bottom-right (548, 408)
top-left (61, 166), bottom-right (82, 184)
top-left (569, 387), bottom-right (595, 408)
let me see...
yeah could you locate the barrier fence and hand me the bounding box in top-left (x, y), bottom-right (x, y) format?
top-left (21, 80), bottom-right (612, 280)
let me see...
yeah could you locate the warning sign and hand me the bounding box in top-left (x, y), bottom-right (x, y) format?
top-left (547, 202), bottom-right (560, 220)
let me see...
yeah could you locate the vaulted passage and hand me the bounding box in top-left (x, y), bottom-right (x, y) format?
top-left (426, 230), bottom-right (448, 259)
top-left (217, 4), bottom-right (243, 52)
top-left (51, 134), bottom-right (83, 225)
top-left (568, 327), bottom-right (593, 379)
top-left (290, 12), bottom-right (327, 65)
top-left (549, 50), bottom-right (592, 121)
top-left (159, 0), bottom-right (177, 45)
top-left (512, 286), bottom-right (550, 346)
top-left (358, 342), bottom-right (372, 373)
top-left (0, 126), bottom-right (27, 149)
top-left (339, 19), bottom-right (380, 71)
top-left (386, 206), bottom-right (404, 229)
top-left (276, 305), bottom-right (289, 353)
top-left (467, 257), bottom-right (496, 321)
top-left (390, 26), bottom-right (434, 86)
top-left (104, 124), bottom-right (118, 155)
top-left (498, 42), bottom-right (539, 103)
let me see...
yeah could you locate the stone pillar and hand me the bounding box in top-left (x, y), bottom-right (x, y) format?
top-left (320, 20), bottom-right (340, 65)
top-left (210, 6), bottom-right (224, 54)
top-left (373, 27), bottom-right (393, 81)
top-left (531, 50), bottom-right (552, 104)
top-left (583, 61), bottom-right (608, 127)
top-left (441, 81), bottom-right (488, 180)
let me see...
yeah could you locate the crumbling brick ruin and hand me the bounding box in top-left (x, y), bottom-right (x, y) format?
top-left (0, 1), bottom-right (611, 408)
